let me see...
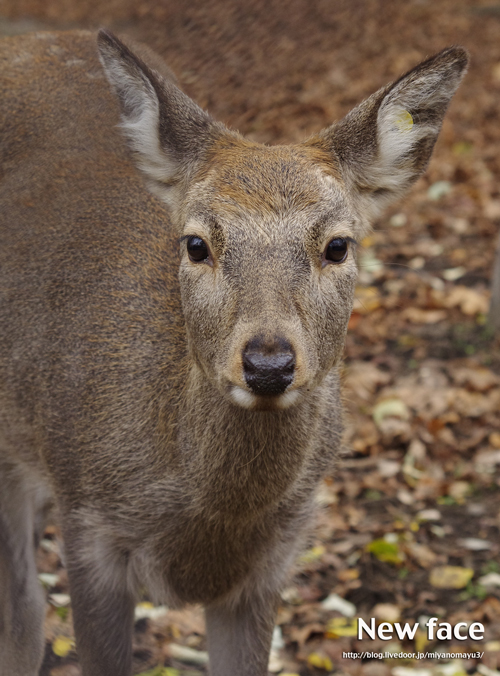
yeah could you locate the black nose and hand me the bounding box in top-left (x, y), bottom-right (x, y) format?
top-left (242, 336), bottom-right (295, 396)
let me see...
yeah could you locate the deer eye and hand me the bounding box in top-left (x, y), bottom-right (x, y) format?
top-left (187, 236), bottom-right (210, 263)
top-left (324, 237), bottom-right (348, 264)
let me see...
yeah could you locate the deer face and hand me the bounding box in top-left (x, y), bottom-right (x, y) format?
top-left (178, 140), bottom-right (359, 409)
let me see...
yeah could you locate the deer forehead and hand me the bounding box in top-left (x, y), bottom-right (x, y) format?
top-left (184, 138), bottom-right (356, 246)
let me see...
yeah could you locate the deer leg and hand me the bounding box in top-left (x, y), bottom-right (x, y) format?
top-left (205, 590), bottom-right (279, 676)
top-left (61, 519), bottom-right (136, 676)
top-left (0, 461), bottom-right (50, 676)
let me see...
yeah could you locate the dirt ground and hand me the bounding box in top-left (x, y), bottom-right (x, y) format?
top-left (1, 1), bottom-right (500, 675)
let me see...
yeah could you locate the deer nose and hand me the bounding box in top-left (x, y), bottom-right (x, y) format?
top-left (242, 337), bottom-right (295, 396)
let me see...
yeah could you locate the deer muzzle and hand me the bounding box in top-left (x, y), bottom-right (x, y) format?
top-left (242, 336), bottom-right (295, 396)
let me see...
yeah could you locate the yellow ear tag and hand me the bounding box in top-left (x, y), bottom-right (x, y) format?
top-left (394, 109), bottom-right (413, 132)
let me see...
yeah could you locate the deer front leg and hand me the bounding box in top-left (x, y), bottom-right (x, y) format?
top-left (0, 463), bottom-right (48, 676)
top-left (205, 590), bottom-right (279, 676)
top-left (62, 520), bottom-right (136, 676)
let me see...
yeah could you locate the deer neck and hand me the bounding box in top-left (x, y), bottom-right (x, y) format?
top-left (177, 364), bottom-right (323, 518)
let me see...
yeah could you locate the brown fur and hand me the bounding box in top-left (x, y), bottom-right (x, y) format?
top-left (0, 30), bottom-right (468, 676)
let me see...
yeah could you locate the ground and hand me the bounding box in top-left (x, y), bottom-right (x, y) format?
top-left (1, 1), bottom-right (499, 675)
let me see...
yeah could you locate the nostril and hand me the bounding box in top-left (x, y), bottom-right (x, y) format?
top-left (242, 337), bottom-right (295, 396)
top-left (243, 352), bottom-right (295, 374)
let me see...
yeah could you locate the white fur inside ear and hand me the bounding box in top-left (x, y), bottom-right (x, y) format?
top-left (99, 50), bottom-right (179, 203)
top-left (375, 69), bottom-right (449, 192)
top-left (374, 104), bottom-right (419, 194)
top-left (120, 97), bottom-right (179, 191)
top-left (378, 106), bottom-right (415, 159)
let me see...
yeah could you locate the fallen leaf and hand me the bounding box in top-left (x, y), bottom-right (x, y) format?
top-left (475, 597), bottom-right (500, 621)
top-left (452, 388), bottom-right (500, 417)
top-left (477, 666), bottom-right (500, 676)
top-left (428, 180), bottom-right (452, 200)
top-left (457, 538), bottom-right (492, 551)
top-left (377, 459), bottom-right (401, 477)
top-left (483, 199), bottom-right (500, 219)
top-left (402, 308), bottom-right (447, 324)
top-left (271, 626), bottom-right (284, 650)
top-left (52, 635), bottom-right (75, 658)
top-left (390, 213), bottom-right (407, 227)
top-left (415, 629), bottom-right (428, 653)
top-left (435, 661), bottom-right (467, 676)
top-left (49, 594), bottom-right (71, 607)
top-left (344, 362), bottom-right (392, 402)
top-left (38, 573), bottom-right (59, 588)
top-left (392, 668), bottom-right (432, 676)
top-left (416, 509), bottom-right (441, 522)
top-left (321, 593), bottom-right (356, 617)
top-left (307, 652), bottom-right (333, 671)
top-left (442, 267), bottom-right (466, 281)
top-left (337, 568), bottom-right (360, 582)
top-left (442, 286), bottom-right (490, 315)
top-left (325, 617), bottom-right (359, 638)
top-left (359, 247), bottom-right (384, 284)
top-left (280, 586), bottom-right (302, 605)
top-left (289, 623), bottom-right (325, 647)
top-left (298, 545), bottom-right (325, 565)
top-left (158, 607), bottom-right (205, 637)
top-left (134, 603), bottom-right (169, 620)
top-left (366, 538), bottom-right (404, 565)
top-left (453, 367), bottom-right (500, 391)
top-left (353, 286), bottom-right (381, 313)
top-left (268, 651), bottom-right (284, 674)
top-left (167, 644), bottom-right (209, 665)
top-left (479, 573), bottom-right (500, 587)
top-left (373, 399), bottom-right (411, 427)
top-left (405, 542), bottom-right (438, 568)
top-left (397, 488), bottom-right (415, 505)
top-left (372, 603), bottom-right (400, 623)
top-left (377, 417), bottom-right (413, 443)
top-left (49, 666), bottom-right (81, 676)
top-left (475, 449), bottom-right (500, 471)
top-left (448, 481), bottom-right (471, 502)
top-left (429, 566), bottom-right (474, 589)
top-left (136, 668), bottom-right (179, 676)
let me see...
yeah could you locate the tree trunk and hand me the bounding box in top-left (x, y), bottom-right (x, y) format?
top-left (490, 234), bottom-right (500, 331)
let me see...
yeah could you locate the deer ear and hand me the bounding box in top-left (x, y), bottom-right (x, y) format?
top-left (97, 30), bottom-right (224, 212)
top-left (317, 47), bottom-right (469, 223)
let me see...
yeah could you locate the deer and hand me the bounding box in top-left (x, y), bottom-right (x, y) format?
top-left (0, 28), bottom-right (468, 676)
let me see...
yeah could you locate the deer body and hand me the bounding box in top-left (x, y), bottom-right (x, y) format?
top-left (0, 29), bottom-right (467, 676)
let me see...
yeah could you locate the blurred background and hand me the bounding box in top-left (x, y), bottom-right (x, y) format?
top-left (1, 1), bottom-right (499, 675)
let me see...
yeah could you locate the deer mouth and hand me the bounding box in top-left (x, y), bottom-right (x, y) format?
top-left (229, 385), bottom-right (302, 411)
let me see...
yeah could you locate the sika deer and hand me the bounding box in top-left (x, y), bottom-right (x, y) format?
top-left (0, 29), bottom-right (468, 676)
